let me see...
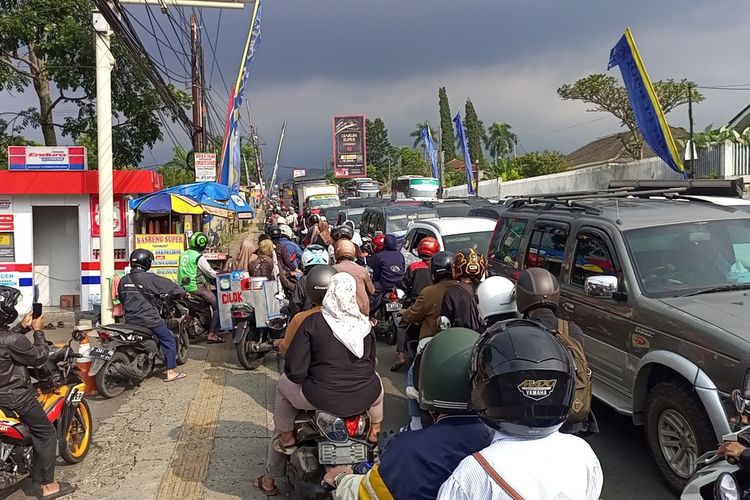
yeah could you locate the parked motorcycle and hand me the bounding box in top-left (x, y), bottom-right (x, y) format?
top-left (89, 295), bottom-right (190, 398)
top-left (0, 345), bottom-right (93, 491)
top-left (373, 287), bottom-right (404, 345)
top-left (178, 293), bottom-right (212, 341)
top-left (231, 301), bottom-right (287, 370)
top-left (287, 409), bottom-right (375, 498)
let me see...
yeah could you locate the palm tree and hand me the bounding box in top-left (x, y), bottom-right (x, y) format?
top-left (484, 122), bottom-right (517, 164)
top-left (409, 121), bottom-right (430, 149)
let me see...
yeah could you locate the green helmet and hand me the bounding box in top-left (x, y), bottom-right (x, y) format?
top-left (418, 327), bottom-right (480, 414)
top-left (189, 232), bottom-right (208, 252)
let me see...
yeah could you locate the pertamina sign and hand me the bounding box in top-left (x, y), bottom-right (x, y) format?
top-left (333, 115), bottom-right (366, 178)
top-left (8, 146), bottom-right (87, 171)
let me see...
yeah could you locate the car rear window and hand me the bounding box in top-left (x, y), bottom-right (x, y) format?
top-left (443, 231), bottom-right (494, 254)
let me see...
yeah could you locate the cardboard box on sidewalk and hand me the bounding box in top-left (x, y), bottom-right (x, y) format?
top-left (60, 294), bottom-right (80, 308)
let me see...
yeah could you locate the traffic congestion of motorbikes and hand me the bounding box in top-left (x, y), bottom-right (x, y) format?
top-left (2, 196), bottom-right (750, 500)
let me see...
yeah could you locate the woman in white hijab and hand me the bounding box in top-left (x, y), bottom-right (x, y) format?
top-left (256, 271), bottom-right (384, 496)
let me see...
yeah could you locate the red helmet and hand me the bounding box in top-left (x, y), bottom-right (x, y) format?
top-left (372, 234), bottom-right (386, 253)
top-left (417, 237), bottom-right (440, 258)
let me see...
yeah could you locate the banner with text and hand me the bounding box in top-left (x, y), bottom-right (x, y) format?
top-left (195, 153), bottom-right (217, 182)
top-left (134, 234), bottom-right (185, 282)
top-left (333, 115), bottom-right (366, 178)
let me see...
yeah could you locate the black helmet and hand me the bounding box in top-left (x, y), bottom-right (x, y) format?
top-left (0, 286), bottom-right (21, 326)
top-left (129, 248), bottom-right (154, 271)
top-left (335, 225), bottom-right (354, 241)
top-left (419, 327), bottom-right (480, 414)
top-left (305, 265), bottom-right (337, 305)
top-left (266, 225), bottom-right (282, 241)
top-left (303, 207), bottom-right (312, 218)
top-left (430, 251), bottom-right (455, 282)
top-left (516, 267), bottom-right (560, 314)
top-left (308, 214), bottom-right (320, 225)
top-left (471, 319), bottom-right (575, 438)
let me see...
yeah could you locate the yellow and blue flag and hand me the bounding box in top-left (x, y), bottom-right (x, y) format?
top-left (608, 28), bottom-right (684, 175)
top-left (219, 0), bottom-right (262, 191)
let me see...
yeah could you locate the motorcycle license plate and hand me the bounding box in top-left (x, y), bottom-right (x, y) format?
top-left (318, 442), bottom-right (369, 465)
top-left (67, 390), bottom-right (84, 404)
top-left (89, 347), bottom-right (115, 361)
top-left (385, 302), bottom-right (401, 312)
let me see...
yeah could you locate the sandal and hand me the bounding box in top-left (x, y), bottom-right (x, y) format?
top-left (45, 323), bottom-right (56, 330)
top-left (272, 435), bottom-right (298, 455)
top-left (252, 475), bottom-right (278, 496)
top-left (165, 372), bottom-right (187, 382)
top-left (38, 482), bottom-right (77, 500)
top-left (390, 361), bottom-right (406, 372)
top-left (207, 337), bottom-right (225, 344)
top-left (57, 321), bottom-right (64, 328)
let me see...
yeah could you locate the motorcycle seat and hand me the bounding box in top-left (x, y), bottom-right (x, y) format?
top-left (0, 406), bottom-right (19, 419)
top-left (101, 323), bottom-right (154, 336)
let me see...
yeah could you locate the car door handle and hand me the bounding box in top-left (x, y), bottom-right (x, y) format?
top-left (563, 302), bottom-right (575, 313)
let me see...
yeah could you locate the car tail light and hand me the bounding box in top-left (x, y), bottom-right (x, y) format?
top-left (388, 290), bottom-right (398, 301)
top-left (345, 415), bottom-right (367, 437)
top-left (240, 278), bottom-right (251, 290)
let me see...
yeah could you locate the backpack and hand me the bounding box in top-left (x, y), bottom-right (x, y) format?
top-left (555, 318), bottom-right (592, 424)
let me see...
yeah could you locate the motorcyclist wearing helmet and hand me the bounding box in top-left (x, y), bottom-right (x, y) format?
top-left (177, 232), bottom-right (221, 343)
top-left (267, 224), bottom-right (302, 275)
top-left (476, 276), bottom-right (518, 328)
top-left (437, 321), bottom-right (603, 500)
top-left (440, 248), bottom-right (485, 331)
top-left (322, 328), bottom-right (494, 500)
top-left (515, 267), bottom-right (597, 435)
top-left (333, 239), bottom-right (374, 316)
top-left (120, 249), bottom-right (186, 381)
top-left (287, 244), bottom-right (330, 317)
top-left (329, 224), bottom-right (360, 259)
top-left (276, 264), bottom-right (337, 355)
top-left (368, 234), bottom-right (406, 314)
top-left (0, 287), bottom-right (76, 499)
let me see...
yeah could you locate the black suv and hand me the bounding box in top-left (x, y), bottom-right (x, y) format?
top-left (487, 190), bottom-right (750, 490)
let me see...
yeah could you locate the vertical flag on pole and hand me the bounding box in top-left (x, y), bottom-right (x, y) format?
top-left (607, 28), bottom-right (684, 175)
top-left (421, 125), bottom-right (439, 179)
top-left (219, 0), bottom-right (262, 191)
top-left (453, 113), bottom-right (476, 195)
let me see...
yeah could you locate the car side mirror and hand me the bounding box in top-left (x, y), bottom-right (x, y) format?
top-left (437, 316), bottom-right (451, 331)
top-left (584, 275), bottom-right (619, 299)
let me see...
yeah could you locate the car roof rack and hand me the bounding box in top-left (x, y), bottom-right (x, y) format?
top-left (608, 178), bottom-right (744, 198)
top-left (505, 187), bottom-right (689, 215)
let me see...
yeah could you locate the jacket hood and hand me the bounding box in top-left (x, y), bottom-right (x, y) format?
top-left (385, 234), bottom-right (399, 251)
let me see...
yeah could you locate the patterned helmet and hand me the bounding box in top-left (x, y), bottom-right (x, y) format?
top-left (189, 232), bottom-right (208, 252)
top-left (452, 248), bottom-right (486, 281)
top-left (301, 244), bottom-right (330, 270)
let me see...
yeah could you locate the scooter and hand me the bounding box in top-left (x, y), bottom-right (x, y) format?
top-left (89, 295), bottom-right (190, 398)
top-left (0, 345), bottom-right (93, 491)
top-left (286, 409), bottom-right (375, 498)
top-left (373, 287), bottom-right (405, 345)
top-left (177, 293), bottom-right (212, 341)
top-left (231, 301), bottom-right (287, 370)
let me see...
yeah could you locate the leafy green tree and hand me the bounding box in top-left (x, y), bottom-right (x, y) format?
top-left (463, 99), bottom-right (485, 166)
top-left (438, 87), bottom-right (455, 161)
top-left (0, 0), bottom-right (190, 167)
top-left (485, 122), bottom-right (516, 163)
top-left (397, 147), bottom-right (429, 176)
top-left (0, 119), bottom-right (38, 169)
top-left (365, 117), bottom-right (392, 169)
top-left (409, 122), bottom-right (430, 150)
top-left (158, 140), bottom-right (257, 188)
top-left (510, 151), bottom-right (570, 178)
top-left (557, 74), bottom-right (703, 159)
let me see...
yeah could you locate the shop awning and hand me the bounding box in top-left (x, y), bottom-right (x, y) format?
top-left (131, 192), bottom-right (204, 215)
top-left (160, 182), bottom-right (255, 219)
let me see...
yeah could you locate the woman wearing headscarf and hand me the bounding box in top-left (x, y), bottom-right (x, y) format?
top-left (249, 239), bottom-right (275, 281)
top-left (255, 272), bottom-right (384, 496)
top-left (311, 219), bottom-right (333, 248)
top-left (233, 238), bottom-right (258, 272)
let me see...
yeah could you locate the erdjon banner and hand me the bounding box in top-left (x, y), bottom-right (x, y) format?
top-left (8, 146), bottom-right (87, 171)
top-left (333, 115), bottom-right (366, 178)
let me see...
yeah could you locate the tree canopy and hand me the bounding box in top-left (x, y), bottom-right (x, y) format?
top-left (464, 98), bottom-right (485, 165)
top-left (510, 151), bottom-right (570, 178)
top-left (438, 87), bottom-right (456, 161)
top-left (485, 122), bottom-right (516, 162)
top-left (365, 117), bottom-right (392, 169)
top-left (557, 74), bottom-right (703, 159)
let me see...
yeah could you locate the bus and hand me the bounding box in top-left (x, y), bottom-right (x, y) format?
top-left (390, 175), bottom-right (440, 201)
top-left (342, 178), bottom-right (381, 199)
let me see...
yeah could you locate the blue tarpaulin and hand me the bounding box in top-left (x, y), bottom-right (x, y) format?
top-left (131, 182), bottom-right (255, 218)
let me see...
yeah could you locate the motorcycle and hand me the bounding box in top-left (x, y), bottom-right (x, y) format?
top-left (373, 287), bottom-right (404, 345)
top-left (286, 409), bottom-right (375, 498)
top-left (89, 295), bottom-right (190, 399)
top-left (177, 293), bottom-right (212, 341)
top-left (0, 345), bottom-right (93, 491)
top-left (231, 301), bottom-right (287, 370)
top-left (682, 390), bottom-right (750, 499)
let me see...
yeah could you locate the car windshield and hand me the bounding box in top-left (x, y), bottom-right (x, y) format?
top-left (442, 231), bottom-right (494, 254)
top-left (624, 219), bottom-right (750, 298)
top-left (347, 212), bottom-right (363, 228)
top-left (387, 215), bottom-right (411, 232)
top-left (308, 196), bottom-right (339, 209)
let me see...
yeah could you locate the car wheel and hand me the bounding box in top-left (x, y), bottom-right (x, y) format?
top-left (646, 379), bottom-right (716, 492)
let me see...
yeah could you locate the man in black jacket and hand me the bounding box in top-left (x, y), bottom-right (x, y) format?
top-left (0, 286), bottom-right (76, 498)
top-left (119, 249), bottom-right (186, 382)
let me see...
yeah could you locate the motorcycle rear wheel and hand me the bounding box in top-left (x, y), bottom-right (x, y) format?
top-left (95, 352), bottom-right (130, 399)
top-left (176, 330), bottom-right (189, 365)
top-left (236, 325), bottom-right (264, 371)
top-left (60, 399), bottom-right (92, 464)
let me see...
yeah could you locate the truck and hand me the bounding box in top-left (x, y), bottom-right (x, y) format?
top-left (293, 179), bottom-right (340, 215)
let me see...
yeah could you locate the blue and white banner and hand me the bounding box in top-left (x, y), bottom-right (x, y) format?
top-left (453, 113), bottom-right (476, 195)
top-left (219, 0), bottom-right (263, 191)
top-left (421, 125), bottom-right (439, 179)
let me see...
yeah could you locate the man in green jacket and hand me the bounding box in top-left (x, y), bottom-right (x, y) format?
top-left (178, 232), bottom-right (221, 343)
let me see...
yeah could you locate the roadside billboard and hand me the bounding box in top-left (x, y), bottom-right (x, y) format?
top-left (293, 169), bottom-right (306, 178)
top-left (332, 115), bottom-right (366, 178)
top-left (8, 146), bottom-right (87, 171)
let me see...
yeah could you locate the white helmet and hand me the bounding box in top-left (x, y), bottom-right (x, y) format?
top-left (477, 276), bottom-right (517, 321)
top-left (279, 224), bottom-right (294, 239)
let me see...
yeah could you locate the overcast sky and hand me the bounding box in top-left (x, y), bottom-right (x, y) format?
top-left (5, 0), bottom-right (750, 179)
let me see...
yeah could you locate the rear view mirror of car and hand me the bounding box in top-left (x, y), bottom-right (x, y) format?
top-left (585, 275), bottom-right (619, 299)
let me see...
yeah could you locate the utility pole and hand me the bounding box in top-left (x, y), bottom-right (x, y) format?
top-left (686, 83), bottom-right (695, 179)
top-left (190, 14), bottom-right (203, 152)
top-left (269, 120), bottom-right (286, 196)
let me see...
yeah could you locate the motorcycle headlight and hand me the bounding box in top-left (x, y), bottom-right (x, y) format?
top-left (315, 411), bottom-right (349, 443)
top-left (714, 472), bottom-right (739, 500)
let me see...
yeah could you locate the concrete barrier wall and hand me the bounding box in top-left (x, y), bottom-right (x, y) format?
top-left (443, 158), bottom-right (684, 199)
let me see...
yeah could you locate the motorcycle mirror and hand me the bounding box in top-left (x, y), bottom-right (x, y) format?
top-left (714, 472), bottom-right (739, 500)
top-left (437, 316), bottom-right (451, 331)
